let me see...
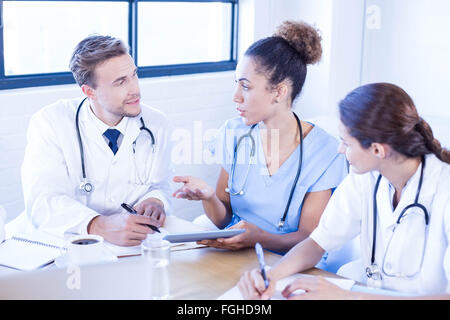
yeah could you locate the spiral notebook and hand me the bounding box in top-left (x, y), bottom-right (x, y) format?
top-left (0, 232), bottom-right (65, 271)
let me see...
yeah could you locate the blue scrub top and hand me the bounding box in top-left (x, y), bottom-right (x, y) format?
top-left (213, 117), bottom-right (348, 234)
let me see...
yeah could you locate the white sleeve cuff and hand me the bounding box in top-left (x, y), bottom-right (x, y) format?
top-left (310, 227), bottom-right (335, 252)
top-left (66, 213), bottom-right (101, 236)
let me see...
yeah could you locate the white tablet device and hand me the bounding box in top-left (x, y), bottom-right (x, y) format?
top-left (163, 229), bottom-right (246, 243)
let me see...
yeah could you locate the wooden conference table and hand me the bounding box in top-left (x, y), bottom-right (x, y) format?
top-left (0, 244), bottom-right (342, 300)
top-left (168, 246), bottom-right (340, 300)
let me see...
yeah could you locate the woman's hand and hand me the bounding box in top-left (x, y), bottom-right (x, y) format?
top-left (238, 268), bottom-right (276, 300)
top-left (172, 176), bottom-right (215, 201)
top-left (281, 275), bottom-right (353, 300)
top-left (197, 220), bottom-right (265, 250)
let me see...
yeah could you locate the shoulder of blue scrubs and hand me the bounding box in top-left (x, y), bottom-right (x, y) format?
top-left (210, 117), bottom-right (251, 173)
top-left (305, 125), bottom-right (349, 193)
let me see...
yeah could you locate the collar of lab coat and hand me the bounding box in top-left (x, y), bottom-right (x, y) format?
top-left (375, 154), bottom-right (439, 231)
top-left (86, 101), bottom-right (128, 137)
top-left (79, 99), bottom-right (141, 154)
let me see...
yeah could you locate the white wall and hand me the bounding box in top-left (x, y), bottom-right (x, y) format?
top-left (239, 0), bottom-right (336, 119)
top-left (360, 0), bottom-right (450, 148)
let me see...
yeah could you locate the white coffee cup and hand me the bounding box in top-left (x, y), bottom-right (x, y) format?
top-left (66, 234), bottom-right (113, 266)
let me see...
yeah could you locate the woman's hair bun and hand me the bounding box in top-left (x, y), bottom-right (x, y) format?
top-left (274, 20), bottom-right (322, 65)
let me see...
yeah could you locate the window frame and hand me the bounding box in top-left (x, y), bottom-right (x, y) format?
top-left (0, 0), bottom-right (238, 90)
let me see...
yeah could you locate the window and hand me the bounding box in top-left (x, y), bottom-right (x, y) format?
top-left (0, 0), bottom-right (237, 90)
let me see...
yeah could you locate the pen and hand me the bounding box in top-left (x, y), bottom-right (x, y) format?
top-left (255, 242), bottom-right (269, 289)
top-left (121, 202), bottom-right (161, 233)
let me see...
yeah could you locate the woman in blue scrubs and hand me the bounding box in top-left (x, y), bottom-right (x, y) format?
top-left (173, 21), bottom-right (348, 254)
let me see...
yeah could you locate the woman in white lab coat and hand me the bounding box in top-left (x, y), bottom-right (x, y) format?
top-left (238, 82), bottom-right (450, 299)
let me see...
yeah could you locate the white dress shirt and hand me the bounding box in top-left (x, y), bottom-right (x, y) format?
top-left (12, 97), bottom-right (173, 238)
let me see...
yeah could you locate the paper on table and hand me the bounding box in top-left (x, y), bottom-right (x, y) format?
top-left (0, 231), bottom-right (65, 271)
top-left (218, 271), bottom-right (355, 300)
top-left (104, 215), bottom-right (210, 257)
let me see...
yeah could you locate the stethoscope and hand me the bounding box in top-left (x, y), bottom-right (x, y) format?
top-left (76, 97), bottom-right (155, 193)
top-left (366, 155), bottom-right (429, 285)
top-left (225, 112), bottom-right (303, 231)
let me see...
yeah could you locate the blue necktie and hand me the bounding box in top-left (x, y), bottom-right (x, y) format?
top-left (104, 129), bottom-right (121, 155)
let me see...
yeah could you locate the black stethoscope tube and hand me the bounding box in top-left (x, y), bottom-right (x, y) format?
top-left (227, 112), bottom-right (303, 230)
top-left (75, 97), bottom-right (155, 193)
top-left (76, 97), bottom-right (88, 180)
top-left (278, 112), bottom-right (303, 230)
top-left (370, 155), bottom-right (428, 265)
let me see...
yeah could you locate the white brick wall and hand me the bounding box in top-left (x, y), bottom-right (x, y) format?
top-left (0, 71), bottom-right (236, 222)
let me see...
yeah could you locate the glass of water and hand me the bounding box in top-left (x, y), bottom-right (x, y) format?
top-left (141, 236), bottom-right (171, 300)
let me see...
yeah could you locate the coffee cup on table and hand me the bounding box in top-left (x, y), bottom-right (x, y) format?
top-left (66, 234), bottom-right (115, 266)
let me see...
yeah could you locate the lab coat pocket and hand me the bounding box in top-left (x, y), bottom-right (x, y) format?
top-left (382, 211), bottom-right (427, 278)
top-left (128, 155), bottom-right (153, 186)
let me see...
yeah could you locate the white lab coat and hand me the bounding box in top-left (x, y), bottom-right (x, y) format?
top-left (310, 154), bottom-right (450, 295)
top-left (10, 98), bottom-right (173, 238)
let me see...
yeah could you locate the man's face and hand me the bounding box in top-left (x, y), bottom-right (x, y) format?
top-left (88, 54), bottom-right (141, 126)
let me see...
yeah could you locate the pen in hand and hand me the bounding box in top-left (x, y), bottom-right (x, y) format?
top-left (121, 203), bottom-right (161, 233)
top-left (255, 242), bottom-right (269, 289)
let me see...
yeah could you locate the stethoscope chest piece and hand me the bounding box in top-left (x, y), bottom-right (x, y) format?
top-left (366, 263), bottom-right (382, 288)
top-left (79, 179), bottom-right (93, 193)
top-left (277, 219), bottom-right (285, 231)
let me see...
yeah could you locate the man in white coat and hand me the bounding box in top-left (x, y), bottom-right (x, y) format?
top-left (12, 35), bottom-right (173, 246)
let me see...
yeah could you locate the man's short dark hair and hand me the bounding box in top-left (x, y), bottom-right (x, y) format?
top-left (69, 35), bottom-right (129, 88)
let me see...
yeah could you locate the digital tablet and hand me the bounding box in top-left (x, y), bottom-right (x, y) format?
top-left (163, 229), bottom-right (246, 243)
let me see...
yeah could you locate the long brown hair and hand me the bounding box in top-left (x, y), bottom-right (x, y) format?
top-left (339, 83), bottom-right (450, 164)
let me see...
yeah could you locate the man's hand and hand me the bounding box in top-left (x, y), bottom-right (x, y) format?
top-left (88, 213), bottom-right (157, 246)
top-left (134, 197), bottom-right (166, 227)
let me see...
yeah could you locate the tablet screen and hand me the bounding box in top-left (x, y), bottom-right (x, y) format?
top-left (163, 229), bottom-right (245, 243)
